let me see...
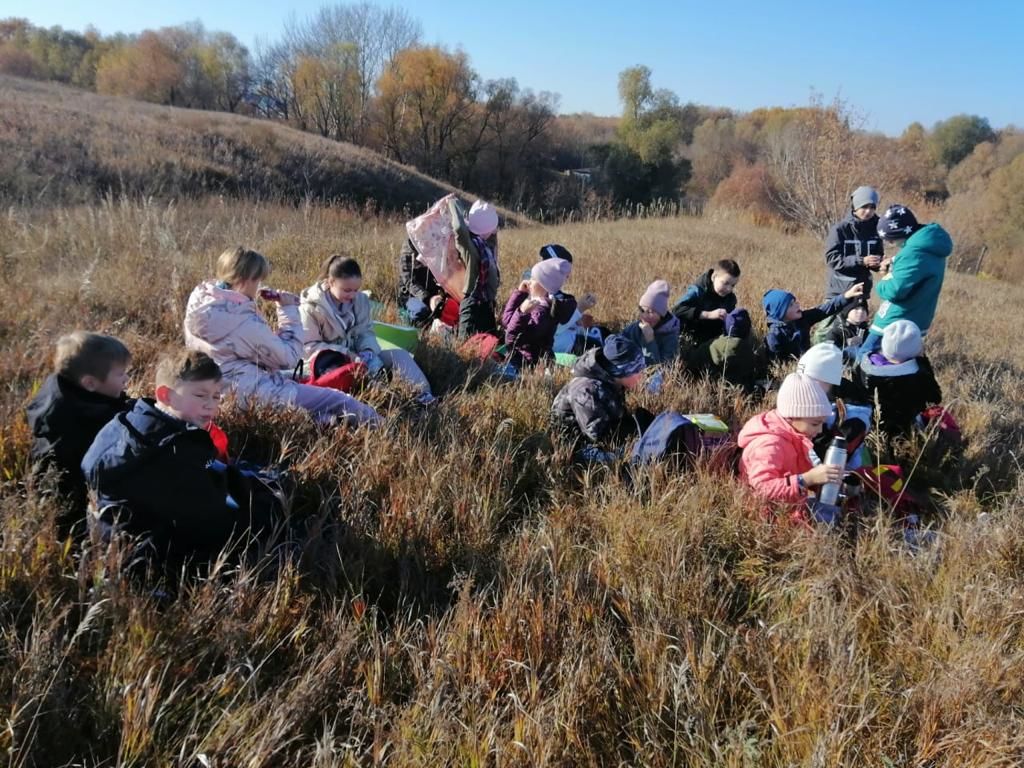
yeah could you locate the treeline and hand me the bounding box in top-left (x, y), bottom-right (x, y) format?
top-left (1, 9), bottom-right (1022, 278)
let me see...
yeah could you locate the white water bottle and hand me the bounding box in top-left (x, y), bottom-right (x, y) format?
top-left (818, 436), bottom-right (847, 506)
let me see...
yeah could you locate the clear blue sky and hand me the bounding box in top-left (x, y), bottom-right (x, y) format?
top-left (6, 0), bottom-right (1022, 135)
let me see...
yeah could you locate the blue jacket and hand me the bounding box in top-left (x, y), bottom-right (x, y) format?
top-left (621, 313), bottom-right (680, 365)
top-left (765, 292), bottom-right (854, 363)
top-left (81, 399), bottom-right (243, 563)
top-left (871, 223), bottom-right (952, 337)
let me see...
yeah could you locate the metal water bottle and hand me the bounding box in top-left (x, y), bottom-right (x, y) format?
top-left (818, 436), bottom-right (847, 506)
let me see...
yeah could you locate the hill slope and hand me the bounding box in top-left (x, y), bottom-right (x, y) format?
top-left (0, 76), bottom-right (522, 219)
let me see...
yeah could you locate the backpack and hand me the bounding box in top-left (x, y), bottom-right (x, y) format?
top-left (631, 412), bottom-right (702, 466)
top-left (293, 349), bottom-right (366, 393)
top-left (853, 464), bottom-right (927, 517)
top-left (917, 405), bottom-right (964, 450)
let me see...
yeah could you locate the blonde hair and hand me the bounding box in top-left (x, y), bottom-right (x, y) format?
top-left (216, 246), bottom-right (270, 286)
top-left (54, 331), bottom-right (131, 382)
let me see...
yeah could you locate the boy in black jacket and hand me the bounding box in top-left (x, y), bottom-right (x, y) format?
top-left (26, 331), bottom-right (133, 538)
top-left (672, 259), bottom-right (741, 345)
top-left (82, 350), bottom-right (277, 569)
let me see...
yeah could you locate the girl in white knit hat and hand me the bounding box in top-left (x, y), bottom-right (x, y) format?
top-left (737, 373), bottom-right (844, 522)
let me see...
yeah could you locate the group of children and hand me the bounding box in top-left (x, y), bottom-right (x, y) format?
top-left (25, 192), bottom-right (955, 571)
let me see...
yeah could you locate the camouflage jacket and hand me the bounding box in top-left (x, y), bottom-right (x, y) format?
top-left (551, 349), bottom-right (627, 444)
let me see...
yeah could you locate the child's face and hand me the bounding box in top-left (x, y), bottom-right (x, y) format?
top-left (637, 305), bottom-right (661, 325)
top-left (328, 275), bottom-right (362, 304)
top-left (853, 204), bottom-right (877, 222)
top-left (784, 300), bottom-right (803, 321)
top-left (159, 378), bottom-right (223, 427)
top-left (711, 271), bottom-right (738, 297)
top-left (813, 378), bottom-right (833, 396)
top-left (529, 279), bottom-right (549, 298)
top-left (847, 307), bottom-right (869, 325)
top-left (618, 372), bottom-right (644, 390)
top-left (82, 363), bottom-right (130, 399)
top-left (788, 416), bottom-right (825, 438)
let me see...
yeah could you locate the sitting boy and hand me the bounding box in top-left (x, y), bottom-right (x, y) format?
top-left (684, 308), bottom-right (759, 392)
top-left (857, 320), bottom-right (942, 439)
top-left (26, 331), bottom-right (133, 538)
top-left (762, 283), bottom-right (864, 364)
top-left (550, 335), bottom-right (650, 461)
top-left (828, 301), bottom-right (871, 362)
top-left (672, 259), bottom-right (741, 346)
top-left (82, 350), bottom-right (278, 569)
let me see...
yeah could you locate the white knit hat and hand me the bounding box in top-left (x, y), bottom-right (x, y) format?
top-left (467, 200), bottom-right (498, 236)
top-left (797, 343), bottom-right (843, 386)
top-left (777, 373), bottom-right (832, 419)
top-left (882, 319), bottom-right (923, 361)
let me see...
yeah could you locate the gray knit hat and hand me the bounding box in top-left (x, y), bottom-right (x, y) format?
top-left (851, 186), bottom-right (880, 210)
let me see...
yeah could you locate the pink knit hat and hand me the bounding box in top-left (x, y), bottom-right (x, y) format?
top-left (776, 373), bottom-right (832, 419)
top-left (639, 279), bottom-right (671, 316)
top-left (531, 257), bottom-right (572, 294)
top-left (467, 200), bottom-right (498, 236)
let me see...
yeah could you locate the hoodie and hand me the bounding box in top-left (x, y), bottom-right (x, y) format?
top-left (620, 312), bottom-right (681, 365)
top-left (738, 409), bottom-right (815, 509)
top-left (871, 223), bottom-right (953, 337)
top-left (671, 270), bottom-right (738, 344)
top-left (550, 348), bottom-right (629, 444)
top-left (823, 211), bottom-right (884, 299)
top-left (184, 281), bottom-right (304, 408)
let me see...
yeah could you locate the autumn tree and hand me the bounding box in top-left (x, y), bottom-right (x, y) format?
top-left (96, 31), bottom-right (183, 104)
top-left (375, 45), bottom-right (478, 178)
top-left (929, 114), bottom-right (996, 169)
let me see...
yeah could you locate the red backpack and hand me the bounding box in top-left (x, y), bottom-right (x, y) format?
top-left (294, 349), bottom-right (366, 393)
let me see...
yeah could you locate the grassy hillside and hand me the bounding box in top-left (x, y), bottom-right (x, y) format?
top-left (0, 76), bottom-right (525, 221)
top-left (2, 194), bottom-right (1024, 765)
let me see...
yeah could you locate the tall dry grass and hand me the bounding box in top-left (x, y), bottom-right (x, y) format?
top-left (2, 196), bottom-right (1024, 766)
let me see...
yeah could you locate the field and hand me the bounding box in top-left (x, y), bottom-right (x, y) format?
top-left (3, 196), bottom-right (1024, 767)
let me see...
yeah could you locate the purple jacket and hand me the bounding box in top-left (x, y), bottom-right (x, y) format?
top-left (502, 289), bottom-right (559, 366)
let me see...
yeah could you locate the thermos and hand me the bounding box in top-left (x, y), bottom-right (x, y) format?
top-left (818, 436), bottom-right (847, 506)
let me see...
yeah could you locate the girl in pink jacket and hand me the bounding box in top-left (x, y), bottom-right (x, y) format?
top-left (737, 373), bottom-right (842, 520)
top-left (184, 247), bottom-right (380, 427)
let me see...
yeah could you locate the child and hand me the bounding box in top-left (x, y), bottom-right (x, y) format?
top-left (397, 236), bottom-right (446, 329)
top-left (300, 255), bottom-right (433, 398)
top-left (26, 331), bottom-right (133, 538)
top-left (762, 282), bottom-right (864, 364)
top-left (823, 186), bottom-right (884, 300)
top-left (502, 257), bottom-right (573, 367)
top-left (184, 246), bottom-right (380, 426)
top-left (796, 342), bottom-right (870, 460)
top-left (684, 308), bottom-right (758, 392)
top-left (82, 351), bottom-right (275, 567)
top-left (533, 244), bottom-right (601, 354)
top-left (672, 259), bottom-right (741, 345)
top-left (737, 373), bottom-right (844, 519)
top-left (828, 302), bottom-right (871, 362)
top-left (858, 320), bottom-right (942, 438)
top-left (864, 204), bottom-right (953, 356)
top-left (551, 335), bottom-right (649, 455)
top-left (449, 198), bottom-right (500, 337)
top-left (621, 280), bottom-right (680, 365)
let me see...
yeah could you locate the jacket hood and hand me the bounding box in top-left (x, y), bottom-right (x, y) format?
top-left (906, 223), bottom-right (953, 260)
top-left (737, 409), bottom-right (808, 452)
top-left (655, 312), bottom-right (680, 335)
top-left (695, 270), bottom-right (715, 293)
top-left (570, 348), bottom-right (620, 388)
top-left (762, 290), bottom-right (796, 322)
top-left (184, 281), bottom-right (257, 345)
top-left (842, 210), bottom-right (880, 232)
top-left (860, 354), bottom-right (920, 378)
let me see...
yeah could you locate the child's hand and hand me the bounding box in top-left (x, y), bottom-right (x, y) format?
top-left (864, 255), bottom-right (883, 269)
top-left (518, 280), bottom-right (531, 293)
top-left (880, 256), bottom-right (893, 273)
top-left (843, 283), bottom-right (865, 300)
top-left (703, 308), bottom-right (728, 321)
top-left (802, 464), bottom-right (843, 488)
top-left (579, 293), bottom-right (598, 311)
top-left (519, 298), bottom-right (538, 314)
top-left (639, 320), bottom-right (655, 344)
top-left (276, 291), bottom-right (300, 306)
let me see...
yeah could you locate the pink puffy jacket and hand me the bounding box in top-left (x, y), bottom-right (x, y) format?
top-left (183, 281), bottom-right (304, 408)
top-left (737, 410), bottom-right (814, 513)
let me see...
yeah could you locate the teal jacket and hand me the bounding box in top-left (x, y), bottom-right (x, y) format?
top-left (871, 223), bottom-right (952, 337)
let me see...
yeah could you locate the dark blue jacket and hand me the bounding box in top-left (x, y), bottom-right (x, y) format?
top-left (81, 399), bottom-right (244, 563)
top-left (672, 270), bottom-right (737, 344)
top-left (765, 293), bottom-right (855, 363)
top-left (26, 374), bottom-right (132, 536)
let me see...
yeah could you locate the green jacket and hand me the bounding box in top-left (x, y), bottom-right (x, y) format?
top-left (871, 223), bottom-right (952, 337)
top-left (685, 335), bottom-right (758, 390)
top-left (449, 198), bottom-right (499, 303)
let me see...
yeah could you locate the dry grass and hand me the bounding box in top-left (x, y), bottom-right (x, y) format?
top-left (2, 195), bottom-right (1024, 766)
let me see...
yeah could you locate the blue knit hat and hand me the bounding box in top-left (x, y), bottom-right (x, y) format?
top-left (603, 334), bottom-right (645, 377)
top-left (877, 204), bottom-right (920, 240)
top-left (762, 289), bottom-right (795, 322)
